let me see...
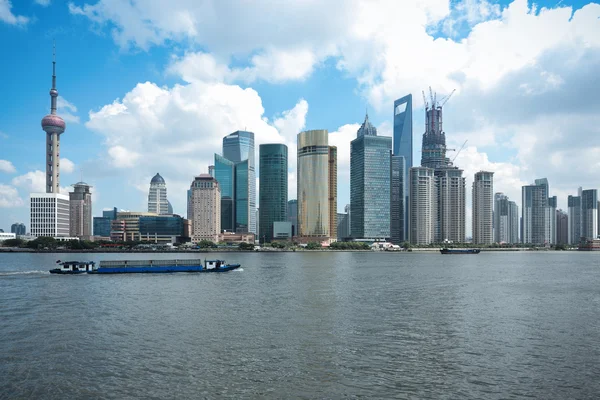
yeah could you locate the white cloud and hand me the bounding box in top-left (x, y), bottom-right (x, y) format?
top-left (0, 160), bottom-right (16, 173)
top-left (11, 170), bottom-right (70, 194)
top-left (35, 0), bottom-right (51, 6)
top-left (57, 96), bottom-right (80, 124)
top-left (61, 158), bottom-right (75, 174)
top-left (0, 0), bottom-right (28, 25)
top-left (0, 184), bottom-right (23, 208)
top-left (0, 131), bottom-right (8, 139)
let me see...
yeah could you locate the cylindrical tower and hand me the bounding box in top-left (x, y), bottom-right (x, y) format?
top-left (297, 130), bottom-right (329, 238)
top-left (41, 45), bottom-right (65, 194)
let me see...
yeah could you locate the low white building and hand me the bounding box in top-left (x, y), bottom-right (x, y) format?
top-left (0, 232), bottom-right (17, 242)
top-left (30, 193), bottom-right (70, 237)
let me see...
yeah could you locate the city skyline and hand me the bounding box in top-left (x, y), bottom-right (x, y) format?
top-left (1, 1), bottom-right (600, 235)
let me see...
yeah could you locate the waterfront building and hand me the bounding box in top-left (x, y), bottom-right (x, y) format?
top-left (390, 154), bottom-right (405, 244)
top-left (297, 130), bottom-right (330, 240)
top-left (494, 193), bottom-right (519, 244)
top-left (188, 174), bottom-right (221, 242)
top-left (329, 146), bottom-right (338, 242)
top-left (93, 217), bottom-right (111, 238)
top-left (350, 114), bottom-right (391, 240)
top-left (581, 189), bottom-right (598, 241)
top-left (69, 182), bottom-right (92, 239)
top-left (409, 167), bottom-right (436, 245)
top-left (337, 213), bottom-right (349, 240)
top-left (272, 221), bottom-right (293, 240)
top-left (258, 144), bottom-right (288, 243)
top-left (0, 232), bottom-right (17, 242)
top-left (11, 223), bottom-right (26, 236)
top-left (223, 130), bottom-right (256, 234)
top-left (147, 173), bottom-right (170, 215)
top-left (435, 167), bottom-right (466, 243)
top-left (556, 210), bottom-right (568, 245)
top-left (110, 211), bottom-right (157, 242)
top-left (287, 200), bottom-right (297, 237)
top-left (393, 95), bottom-right (412, 240)
top-left (522, 178), bottom-right (555, 245)
top-left (472, 171), bottom-right (494, 245)
top-left (30, 193), bottom-right (70, 237)
top-left (139, 215), bottom-right (185, 243)
top-left (568, 190), bottom-right (582, 244)
top-left (31, 45), bottom-right (70, 238)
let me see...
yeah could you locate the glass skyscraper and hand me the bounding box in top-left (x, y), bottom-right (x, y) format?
top-left (259, 144), bottom-right (288, 243)
top-left (287, 200), bottom-right (297, 237)
top-left (223, 130), bottom-right (256, 234)
top-left (214, 154), bottom-right (235, 232)
top-left (350, 114), bottom-right (391, 239)
top-left (390, 154), bottom-right (405, 244)
top-left (393, 94), bottom-right (412, 242)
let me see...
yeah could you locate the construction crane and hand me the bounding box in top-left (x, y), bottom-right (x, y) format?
top-left (452, 140), bottom-right (468, 163)
top-left (439, 89), bottom-right (456, 108)
top-left (429, 86), bottom-right (435, 107)
top-left (422, 90), bottom-right (428, 109)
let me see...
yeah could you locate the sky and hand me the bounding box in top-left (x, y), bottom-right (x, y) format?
top-left (0, 0), bottom-right (599, 235)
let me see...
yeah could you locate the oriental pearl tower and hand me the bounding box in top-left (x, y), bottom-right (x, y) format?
top-left (41, 44), bottom-right (66, 194)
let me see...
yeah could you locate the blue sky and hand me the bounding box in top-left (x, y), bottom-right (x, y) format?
top-left (0, 0), bottom-right (599, 234)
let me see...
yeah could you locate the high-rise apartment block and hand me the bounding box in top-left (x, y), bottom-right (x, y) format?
top-left (409, 167), bottom-right (436, 245)
top-left (472, 171), bottom-right (494, 245)
top-left (581, 189), bottom-right (598, 241)
top-left (522, 178), bottom-right (556, 245)
top-left (297, 130), bottom-right (331, 241)
top-left (556, 210), bottom-right (568, 245)
top-left (350, 114), bottom-right (391, 240)
top-left (393, 95), bottom-right (412, 242)
top-left (69, 182), bottom-right (92, 239)
top-left (187, 175), bottom-right (221, 242)
top-left (494, 193), bottom-right (519, 244)
top-left (258, 144), bottom-right (288, 243)
top-left (328, 146), bottom-right (338, 242)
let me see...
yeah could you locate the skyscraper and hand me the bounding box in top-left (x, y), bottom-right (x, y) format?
top-left (420, 89), bottom-right (465, 243)
top-left (223, 131), bottom-right (256, 234)
top-left (409, 167), bottom-right (436, 245)
top-left (214, 154), bottom-right (235, 232)
top-left (393, 94), bottom-right (412, 241)
top-left (522, 178), bottom-right (555, 245)
top-left (556, 210), bottom-right (568, 245)
top-left (297, 130), bottom-right (329, 239)
top-left (188, 174), bottom-right (221, 242)
top-left (350, 113), bottom-right (391, 239)
top-left (11, 223), bottom-right (26, 236)
top-left (472, 171), bottom-right (494, 245)
top-left (581, 189), bottom-right (598, 241)
top-left (287, 200), bottom-right (297, 237)
top-left (494, 193), bottom-right (519, 244)
top-left (69, 182), bottom-right (92, 238)
top-left (258, 144), bottom-right (288, 243)
top-left (147, 173), bottom-right (170, 215)
top-left (390, 154), bottom-right (405, 244)
top-left (328, 146), bottom-right (338, 242)
top-left (31, 45), bottom-right (70, 237)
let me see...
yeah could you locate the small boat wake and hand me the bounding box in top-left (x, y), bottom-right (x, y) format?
top-left (233, 268), bottom-right (244, 272)
top-left (0, 270), bottom-right (50, 276)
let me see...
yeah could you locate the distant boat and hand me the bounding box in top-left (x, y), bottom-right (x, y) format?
top-left (440, 248), bottom-right (481, 254)
top-left (50, 259), bottom-right (240, 274)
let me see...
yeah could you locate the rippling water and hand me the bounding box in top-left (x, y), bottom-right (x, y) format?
top-left (1, 251), bottom-right (599, 399)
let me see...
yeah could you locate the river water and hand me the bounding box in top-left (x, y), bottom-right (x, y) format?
top-left (1, 251), bottom-right (599, 399)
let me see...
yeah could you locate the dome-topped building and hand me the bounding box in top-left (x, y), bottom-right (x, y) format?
top-left (42, 44), bottom-right (66, 194)
top-left (148, 173), bottom-right (170, 215)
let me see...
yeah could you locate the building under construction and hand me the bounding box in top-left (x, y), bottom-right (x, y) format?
top-left (412, 88), bottom-right (466, 244)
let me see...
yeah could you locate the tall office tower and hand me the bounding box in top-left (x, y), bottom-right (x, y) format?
top-left (69, 182), bottom-right (92, 238)
top-left (568, 189), bottom-right (582, 244)
top-left (32, 45), bottom-right (70, 237)
top-left (472, 172), bottom-right (494, 244)
top-left (287, 200), bottom-right (297, 237)
top-left (297, 130), bottom-right (330, 239)
top-left (223, 131), bottom-right (256, 234)
top-left (328, 146), bottom-right (338, 242)
top-left (30, 193), bottom-right (70, 237)
top-left (187, 174), bottom-right (221, 242)
top-left (393, 95), bottom-right (412, 239)
top-left (409, 167), bottom-right (437, 245)
top-left (147, 173), bottom-right (170, 215)
top-left (522, 178), bottom-right (555, 245)
top-left (581, 189), bottom-right (598, 241)
top-left (337, 212), bottom-right (350, 240)
top-left (435, 168), bottom-right (466, 243)
top-left (350, 114), bottom-right (392, 240)
top-left (214, 154), bottom-right (235, 232)
top-left (11, 223), bottom-right (26, 236)
top-left (42, 45), bottom-right (65, 194)
top-left (494, 193), bottom-right (519, 244)
top-left (258, 144), bottom-right (288, 243)
top-left (390, 154), bottom-right (405, 244)
top-left (556, 210), bottom-right (568, 245)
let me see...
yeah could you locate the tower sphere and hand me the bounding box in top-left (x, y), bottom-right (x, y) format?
top-left (41, 114), bottom-right (66, 134)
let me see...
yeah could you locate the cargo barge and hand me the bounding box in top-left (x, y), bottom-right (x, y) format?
top-left (50, 259), bottom-right (240, 274)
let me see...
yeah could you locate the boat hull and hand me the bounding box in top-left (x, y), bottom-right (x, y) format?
top-left (49, 269), bottom-right (88, 274)
top-left (440, 249), bottom-right (480, 254)
top-left (88, 264), bottom-right (241, 274)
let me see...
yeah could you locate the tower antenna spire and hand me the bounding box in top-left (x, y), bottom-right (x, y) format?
top-left (50, 41), bottom-right (58, 115)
